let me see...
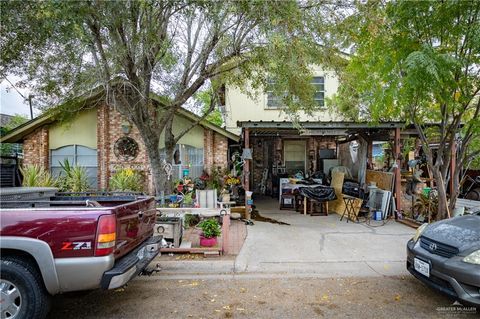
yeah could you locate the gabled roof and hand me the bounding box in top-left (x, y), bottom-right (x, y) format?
top-left (1, 91), bottom-right (239, 143)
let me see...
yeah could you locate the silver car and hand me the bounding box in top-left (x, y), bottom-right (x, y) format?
top-left (407, 213), bottom-right (480, 307)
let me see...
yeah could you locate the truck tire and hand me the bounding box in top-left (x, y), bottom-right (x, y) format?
top-left (0, 256), bottom-right (50, 319)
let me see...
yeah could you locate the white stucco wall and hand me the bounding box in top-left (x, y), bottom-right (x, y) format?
top-left (224, 65), bottom-right (341, 134)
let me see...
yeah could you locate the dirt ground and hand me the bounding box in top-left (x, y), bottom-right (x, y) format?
top-left (48, 275), bottom-right (478, 319)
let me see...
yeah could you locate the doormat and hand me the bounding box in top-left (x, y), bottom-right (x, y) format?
top-left (251, 208), bottom-right (290, 225)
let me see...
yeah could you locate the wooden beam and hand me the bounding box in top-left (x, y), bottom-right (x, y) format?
top-left (244, 128), bottom-right (251, 220)
top-left (367, 139), bottom-right (373, 169)
top-left (394, 128), bottom-right (402, 212)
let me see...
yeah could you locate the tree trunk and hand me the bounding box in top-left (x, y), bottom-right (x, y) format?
top-left (431, 168), bottom-right (449, 220)
top-left (163, 115), bottom-right (176, 195)
top-left (142, 134), bottom-right (165, 196)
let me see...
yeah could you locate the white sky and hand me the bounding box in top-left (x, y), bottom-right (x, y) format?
top-left (0, 77), bottom-right (39, 118)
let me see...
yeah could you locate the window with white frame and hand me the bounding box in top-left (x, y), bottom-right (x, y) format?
top-left (266, 76), bottom-right (325, 108)
top-left (50, 145), bottom-right (98, 187)
top-left (312, 76), bottom-right (325, 107)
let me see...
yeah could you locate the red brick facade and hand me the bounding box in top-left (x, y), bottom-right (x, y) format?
top-left (203, 129), bottom-right (228, 173)
top-left (22, 104), bottom-right (231, 195)
top-left (23, 127), bottom-right (49, 169)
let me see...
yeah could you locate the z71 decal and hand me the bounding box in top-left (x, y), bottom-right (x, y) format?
top-left (61, 241), bottom-right (92, 250)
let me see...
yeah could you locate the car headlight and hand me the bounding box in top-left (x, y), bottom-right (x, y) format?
top-left (413, 223), bottom-right (428, 242)
top-left (463, 250), bottom-right (480, 265)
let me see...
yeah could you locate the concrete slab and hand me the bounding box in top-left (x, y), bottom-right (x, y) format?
top-left (234, 197), bottom-right (415, 276)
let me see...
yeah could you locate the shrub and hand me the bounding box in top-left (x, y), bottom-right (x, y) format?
top-left (57, 159), bottom-right (90, 192)
top-left (20, 165), bottom-right (57, 187)
top-left (198, 218), bottom-right (221, 238)
top-left (109, 168), bottom-right (143, 192)
top-left (183, 214), bottom-right (200, 228)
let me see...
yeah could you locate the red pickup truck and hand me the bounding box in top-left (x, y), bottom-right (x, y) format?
top-left (0, 195), bottom-right (160, 319)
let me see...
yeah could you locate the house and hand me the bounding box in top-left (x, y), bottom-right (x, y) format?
top-left (0, 93), bottom-right (239, 194)
top-left (224, 65), bottom-right (406, 211)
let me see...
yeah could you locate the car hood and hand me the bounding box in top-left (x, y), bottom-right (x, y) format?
top-left (422, 215), bottom-right (480, 251)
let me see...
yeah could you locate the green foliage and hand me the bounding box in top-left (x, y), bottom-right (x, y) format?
top-left (109, 168), bottom-right (144, 192)
top-left (183, 213), bottom-right (200, 228)
top-left (0, 0), bottom-right (349, 194)
top-left (0, 114), bottom-right (29, 156)
top-left (204, 167), bottom-right (227, 192)
top-left (198, 218), bottom-right (221, 238)
top-left (331, 0), bottom-right (480, 219)
top-left (20, 165), bottom-right (57, 187)
top-left (194, 89), bottom-right (223, 126)
top-left (57, 159), bottom-right (90, 192)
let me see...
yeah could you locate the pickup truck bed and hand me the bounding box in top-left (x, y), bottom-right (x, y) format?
top-left (0, 195), bottom-right (160, 319)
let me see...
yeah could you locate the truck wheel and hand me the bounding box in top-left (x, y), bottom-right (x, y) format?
top-left (0, 257), bottom-right (50, 319)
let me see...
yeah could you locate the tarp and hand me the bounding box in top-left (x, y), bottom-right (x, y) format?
top-left (298, 185), bottom-right (336, 202)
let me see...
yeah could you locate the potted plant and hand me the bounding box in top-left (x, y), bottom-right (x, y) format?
top-left (198, 218), bottom-right (221, 247)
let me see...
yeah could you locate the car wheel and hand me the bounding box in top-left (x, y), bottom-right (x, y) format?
top-left (0, 257), bottom-right (50, 319)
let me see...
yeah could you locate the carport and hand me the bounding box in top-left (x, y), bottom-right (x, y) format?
top-left (239, 121), bottom-right (406, 218)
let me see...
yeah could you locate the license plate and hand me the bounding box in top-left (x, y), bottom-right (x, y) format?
top-left (414, 257), bottom-right (430, 277)
top-left (137, 247), bottom-right (145, 260)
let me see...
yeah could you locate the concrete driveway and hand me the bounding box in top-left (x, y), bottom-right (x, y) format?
top-left (235, 198), bottom-right (415, 277)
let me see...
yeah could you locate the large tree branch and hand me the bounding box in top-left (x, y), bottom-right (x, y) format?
top-left (173, 90), bottom-right (217, 145)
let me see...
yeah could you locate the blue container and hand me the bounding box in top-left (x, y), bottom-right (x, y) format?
top-left (374, 211), bottom-right (383, 221)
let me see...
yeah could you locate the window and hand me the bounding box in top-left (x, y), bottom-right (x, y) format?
top-left (284, 140), bottom-right (306, 175)
top-left (266, 76), bottom-right (325, 108)
top-left (50, 145), bottom-right (98, 187)
top-left (266, 79), bottom-right (285, 108)
top-left (160, 144), bottom-right (204, 179)
top-left (312, 76), bottom-right (325, 107)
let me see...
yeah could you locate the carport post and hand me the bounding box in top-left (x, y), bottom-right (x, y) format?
top-left (221, 213), bottom-right (230, 255)
top-left (244, 128), bottom-right (251, 220)
top-left (394, 128), bottom-right (402, 212)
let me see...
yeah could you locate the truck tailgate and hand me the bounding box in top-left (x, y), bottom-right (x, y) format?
top-left (113, 197), bottom-right (156, 259)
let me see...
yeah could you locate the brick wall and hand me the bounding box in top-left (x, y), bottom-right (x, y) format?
top-left (103, 105), bottom-right (153, 193)
top-left (97, 104), bottom-right (110, 190)
top-left (203, 130), bottom-right (229, 173)
top-left (213, 132), bottom-right (228, 169)
top-left (203, 129), bottom-right (214, 173)
top-left (23, 127), bottom-right (49, 169)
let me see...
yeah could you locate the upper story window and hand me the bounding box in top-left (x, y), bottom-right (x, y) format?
top-left (266, 76), bottom-right (325, 109)
top-left (312, 76), bottom-right (325, 107)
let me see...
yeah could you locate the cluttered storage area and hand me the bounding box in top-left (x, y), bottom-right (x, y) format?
top-left (240, 121), bottom-right (405, 221)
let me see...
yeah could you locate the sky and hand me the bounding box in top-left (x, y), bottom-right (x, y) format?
top-left (0, 77), bottom-right (39, 118)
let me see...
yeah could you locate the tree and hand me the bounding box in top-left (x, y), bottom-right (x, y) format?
top-left (0, 114), bottom-right (28, 156)
top-left (1, 0), bottom-right (342, 195)
top-left (331, 0), bottom-right (480, 219)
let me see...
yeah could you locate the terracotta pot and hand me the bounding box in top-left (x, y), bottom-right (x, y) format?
top-left (199, 235), bottom-right (217, 247)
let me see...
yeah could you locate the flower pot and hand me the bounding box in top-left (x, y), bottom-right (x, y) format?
top-left (199, 235), bottom-right (217, 247)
